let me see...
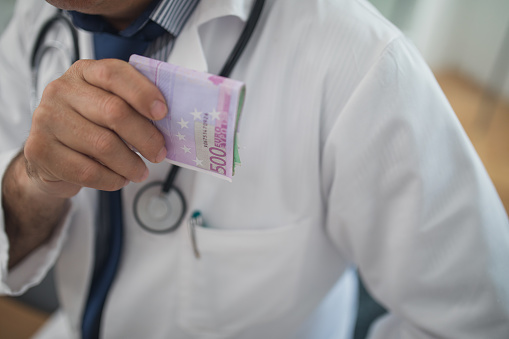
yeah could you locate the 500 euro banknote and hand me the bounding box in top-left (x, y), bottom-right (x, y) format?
top-left (129, 55), bottom-right (245, 182)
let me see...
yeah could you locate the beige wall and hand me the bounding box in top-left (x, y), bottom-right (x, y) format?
top-left (371, 0), bottom-right (509, 100)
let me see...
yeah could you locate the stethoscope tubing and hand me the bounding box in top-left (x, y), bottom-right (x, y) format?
top-left (31, 10), bottom-right (79, 111)
top-left (31, 9), bottom-right (80, 68)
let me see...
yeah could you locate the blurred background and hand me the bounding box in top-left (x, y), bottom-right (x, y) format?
top-left (0, 0), bottom-right (508, 338)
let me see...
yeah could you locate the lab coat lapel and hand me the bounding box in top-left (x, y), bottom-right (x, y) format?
top-left (166, 0), bottom-right (253, 72)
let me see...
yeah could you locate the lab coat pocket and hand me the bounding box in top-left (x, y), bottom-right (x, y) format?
top-left (177, 218), bottom-right (311, 336)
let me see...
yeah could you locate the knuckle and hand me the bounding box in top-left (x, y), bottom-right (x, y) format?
top-left (101, 95), bottom-right (126, 125)
top-left (93, 60), bottom-right (117, 86)
top-left (68, 59), bottom-right (93, 80)
top-left (23, 138), bottom-right (38, 164)
top-left (75, 163), bottom-right (100, 186)
top-left (72, 59), bottom-right (91, 70)
top-left (41, 79), bottom-right (63, 99)
top-left (24, 138), bottom-right (52, 181)
top-left (32, 105), bottom-right (52, 126)
top-left (24, 135), bottom-right (46, 163)
top-left (92, 130), bottom-right (117, 156)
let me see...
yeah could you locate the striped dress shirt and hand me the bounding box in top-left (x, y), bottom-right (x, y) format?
top-left (68, 0), bottom-right (200, 61)
top-left (146, 0), bottom-right (200, 60)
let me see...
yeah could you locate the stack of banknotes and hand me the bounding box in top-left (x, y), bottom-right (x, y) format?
top-left (129, 55), bottom-right (245, 182)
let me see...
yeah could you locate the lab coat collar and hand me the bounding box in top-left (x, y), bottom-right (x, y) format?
top-left (192, 0), bottom-right (254, 25)
top-left (167, 0), bottom-right (254, 72)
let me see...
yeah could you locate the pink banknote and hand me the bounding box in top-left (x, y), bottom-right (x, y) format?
top-left (129, 55), bottom-right (245, 182)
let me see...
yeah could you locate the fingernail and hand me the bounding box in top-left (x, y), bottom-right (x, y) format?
top-left (151, 100), bottom-right (167, 120)
top-left (156, 147), bottom-right (167, 163)
top-left (140, 167), bottom-right (149, 182)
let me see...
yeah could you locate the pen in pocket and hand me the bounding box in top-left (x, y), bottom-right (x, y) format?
top-left (188, 211), bottom-right (207, 259)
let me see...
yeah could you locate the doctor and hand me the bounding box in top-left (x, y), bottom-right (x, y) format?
top-left (1, 0), bottom-right (509, 338)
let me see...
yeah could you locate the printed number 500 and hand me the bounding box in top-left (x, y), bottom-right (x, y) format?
top-left (209, 147), bottom-right (227, 175)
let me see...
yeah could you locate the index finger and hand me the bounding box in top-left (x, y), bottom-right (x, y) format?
top-left (78, 59), bottom-right (168, 120)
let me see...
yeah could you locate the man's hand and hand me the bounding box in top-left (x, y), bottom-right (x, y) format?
top-left (24, 58), bottom-right (168, 198)
top-left (3, 59), bottom-right (168, 268)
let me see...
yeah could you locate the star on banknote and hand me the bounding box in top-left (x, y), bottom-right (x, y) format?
top-left (210, 109), bottom-right (221, 121)
top-left (193, 157), bottom-right (204, 167)
top-left (189, 109), bottom-right (202, 120)
top-left (176, 132), bottom-right (186, 141)
top-left (177, 118), bottom-right (189, 129)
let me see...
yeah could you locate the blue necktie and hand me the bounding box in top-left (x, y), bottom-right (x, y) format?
top-left (80, 22), bottom-right (167, 339)
top-left (81, 190), bottom-right (123, 339)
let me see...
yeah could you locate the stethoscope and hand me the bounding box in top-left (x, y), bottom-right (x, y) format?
top-left (31, 0), bottom-right (265, 234)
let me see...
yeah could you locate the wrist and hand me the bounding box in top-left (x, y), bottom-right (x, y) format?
top-left (2, 150), bottom-right (69, 268)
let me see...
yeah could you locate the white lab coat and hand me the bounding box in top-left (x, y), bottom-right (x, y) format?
top-left (1, 0), bottom-right (509, 338)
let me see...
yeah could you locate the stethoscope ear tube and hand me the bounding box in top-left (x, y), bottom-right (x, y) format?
top-left (31, 10), bottom-right (80, 69)
top-left (30, 10), bottom-right (80, 111)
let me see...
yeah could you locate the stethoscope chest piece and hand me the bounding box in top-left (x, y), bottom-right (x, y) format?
top-left (133, 181), bottom-right (187, 233)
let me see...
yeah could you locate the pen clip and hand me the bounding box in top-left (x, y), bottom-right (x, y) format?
top-left (188, 211), bottom-right (203, 259)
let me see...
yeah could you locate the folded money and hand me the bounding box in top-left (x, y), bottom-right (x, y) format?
top-left (129, 55), bottom-right (245, 182)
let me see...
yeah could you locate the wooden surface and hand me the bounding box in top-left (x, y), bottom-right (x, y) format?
top-left (0, 71), bottom-right (507, 339)
top-left (0, 297), bottom-right (49, 339)
top-left (436, 71), bottom-right (509, 212)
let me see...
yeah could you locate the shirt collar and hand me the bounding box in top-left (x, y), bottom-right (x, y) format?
top-left (151, 0), bottom-right (201, 37)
